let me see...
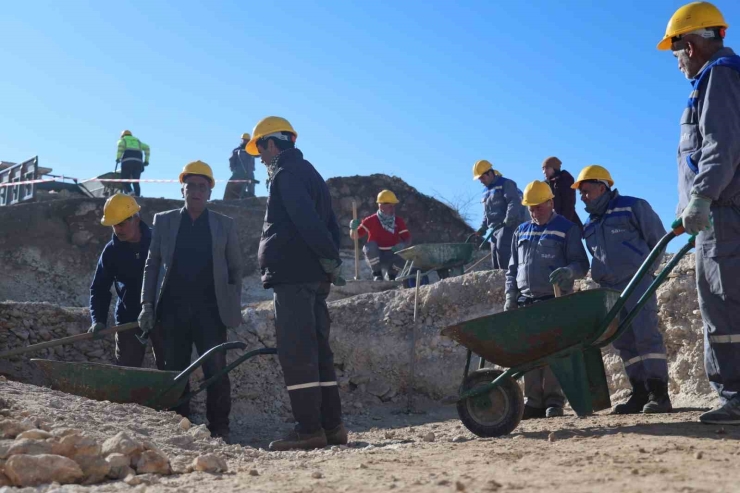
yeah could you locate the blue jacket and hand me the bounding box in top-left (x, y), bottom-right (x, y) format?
top-left (506, 213), bottom-right (589, 299)
top-left (480, 176), bottom-right (527, 231)
top-left (677, 48), bottom-right (740, 214)
top-left (583, 191), bottom-right (665, 287)
top-left (89, 221), bottom-right (152, 325)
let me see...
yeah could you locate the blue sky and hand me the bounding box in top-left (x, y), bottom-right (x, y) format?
top-left (1, 0), bottom-right (738, 251)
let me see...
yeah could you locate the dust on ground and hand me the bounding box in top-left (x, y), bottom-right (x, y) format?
top-left (1, 377), bottom-right (739, 493)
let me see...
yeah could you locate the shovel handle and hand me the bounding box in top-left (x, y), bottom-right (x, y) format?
top-left (0, 322), bottom-right (139, 359)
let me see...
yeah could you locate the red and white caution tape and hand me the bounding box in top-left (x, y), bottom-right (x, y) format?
top-left (0, 177), bottom-right (253, 188)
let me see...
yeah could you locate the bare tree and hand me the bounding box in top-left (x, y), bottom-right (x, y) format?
top-left (431, 189), bottom-right (479, 227)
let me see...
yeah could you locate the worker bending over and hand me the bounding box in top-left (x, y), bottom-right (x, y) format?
top-left (505, 181), bottom-right (589, 419)
top-left (349, 190), bottom-right (411, 281)
top-left (574, 165), bottom-right (671, 414)
top-left (246, 116), bottom-right (346, 451)
top-left (541, 156), bottom-right (583, 230)
top-left (223, 133), bottom-right (256, 200)
top-left (473, 160), bottom-right (526, 269)
top-left (139, 161), bottom-right (243, 440)
top-left (89, 194), bottom-right (162, 368)
top-left (116, 130), bottom-right (150, 197)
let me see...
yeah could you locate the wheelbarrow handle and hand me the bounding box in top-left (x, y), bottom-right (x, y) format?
top-left (168, 347), bottom-right (278, 410)
top-left (171, 341), bottom-right (247, 385)
top-left (588, 227), bottom-right (695, 347)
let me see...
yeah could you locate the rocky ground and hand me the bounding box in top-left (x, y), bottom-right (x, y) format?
top-left (1, 375), bottom-right (739, 492)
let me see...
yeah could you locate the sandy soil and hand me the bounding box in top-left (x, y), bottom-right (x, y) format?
top-left (1, 377), bottom-right (739, 493)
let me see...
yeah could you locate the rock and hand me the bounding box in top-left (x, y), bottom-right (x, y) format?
top-left (456, 480), bottom-right (466, 491)
top-left (249, 469), bottom-right (259, 476)
top-left (6, 438), bottom-right (53, 457)
top-left (422, 432), bottom-right (436, 443)
top-left (452, 436), bottom-right (468, 443)
top-left (189, 424), bottom-right (212, 440)
top-left (695, 451), bottom-right (703, 459)
top-left (101, 432), bottom-right (143, 457)
top-left (125, 473), bottom-right (159, 486)
top-left (16, 430), bottom-right (52, 440)
top-left (4, 454), bottom-right (84, 486)
top-left (0, 471), bottom-right (10, 487)
top-left (105, 453), bottom-right (132, 479)
top-left (56, 434), bottom-right (101, 459)
top-left (548, 432), bottom-right (557, 443)
top-left (179, 418), bottom-right (191, 431)
top-left (135, 449), bottom-right (170, 475)
top-left (51, 428), bottom-right (81, 438)
top-left (0, 420), bottom-right (30, 439)
top-left (170, 456), bottom-right (193, 475)
top-left (366, 379), bottom-right (392, 398)
top-left (312, 471), bottom-right (324, 479)
top-left (167, 435), bottom-right (194, 449)
top-left (192, 454), bottom-right (227, 473)
top-left (76, 455), bottom-right (111, 484)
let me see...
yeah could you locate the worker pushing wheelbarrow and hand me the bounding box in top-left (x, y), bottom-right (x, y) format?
top-left (441, 224), bottom-right (695, 437)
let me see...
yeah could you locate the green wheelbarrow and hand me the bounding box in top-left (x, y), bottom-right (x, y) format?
top-left (441, 225), bottom-right (695, 437)
top-left (395, 243), bottom-right (475, 280)
top-left (31, 342), bottom-right (276, 411)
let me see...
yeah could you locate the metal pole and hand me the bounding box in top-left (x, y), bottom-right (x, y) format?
top-left (352, 201), bottom-right (360, 280)
top-left (407, 270), bottom-right (421, 413)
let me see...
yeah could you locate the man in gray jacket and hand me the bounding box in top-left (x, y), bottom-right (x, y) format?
top-left (472, 160), bottom-right (527, 269)
top-left (505, 181), bottom-right (589, 419)
top-left (139, 160), bottom-right (242, 440)
top-left (573, 165), bottom-right (671, 415)
top-left (658, 2), bottom-right (740, 425)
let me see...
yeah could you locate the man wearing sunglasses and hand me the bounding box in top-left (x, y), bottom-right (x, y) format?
top-left (89, 193), bottom-right (163, 368)
top-left (139, 161), bottom-right (243, 441)
top-left (658, 2), bottom-right (740, 425)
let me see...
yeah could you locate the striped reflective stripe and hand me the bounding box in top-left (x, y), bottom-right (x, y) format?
top-left (398, 230), bottom-right (409, 234)
top-left (359, 224), bottom-right (370, 234)
top-left (606, 206), bottom-right (632, 214)
top-left (286, 382), bottom-right (320, 391)
top-left (379, 246), bottom-right (393, 251)
top-left (623, 353), bottom-right (667, 368)
top-left (709, 335), bottom-right (740, 343)
top-left (520, 229), bottom-right (566, 238)
top-left (286, 381), bottom-right (337, 391)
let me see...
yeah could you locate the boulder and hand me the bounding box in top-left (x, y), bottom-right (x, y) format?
top-left (0, 419), bottom-right (31, 439)
top-left (105, 453), bottom-right (132, 480)
top-left (75, 454), bottom-right (111, 485)
top-left (6, 438), bottom-right (53, 457)
top-left (4, 454), bottom-right (84, 486)
top-left (135, 449), bottom-right (170, 475)
top-left (16, 429), bottom-right (53, 440)
top-left (101, 431), bottom-right (143, 458)
top-left (54, 434), bottom-right (101, 459)
top-left (192, 454), bottom-right (228, 473)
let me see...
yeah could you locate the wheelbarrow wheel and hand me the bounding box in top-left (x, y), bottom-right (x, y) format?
top-left (457, 368), bottom-right (524, 438)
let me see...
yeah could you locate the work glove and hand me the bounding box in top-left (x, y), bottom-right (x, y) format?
top-left (349, 219), bottom-right (361, 231)
top-left (504, 296), bottom-right (517, 312)
top-left (115, 159), bottom-right (120, 165)
top-left (138, 303), bottom-right (155, 335)
top-left (503, 216), bottom-right (518, 228)
top-left (87, 322), bottom-right (106, 340)
top-left (679, 194), bottom-right (712, 235)
top-left (391, 244), bottom-right (404, 254)
top-left (475, 226), bottom-right (487, 237)
top-left (319, 258), bottom-right (347, 287)
top-left (549, 267), bottom-right (574, 288)
top-left (144, 161), bottom-right (149, 167)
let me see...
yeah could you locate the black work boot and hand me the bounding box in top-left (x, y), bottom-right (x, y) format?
top-left (612, 379), bottom-right (649, 415)
top-left (642, 379), bottom-right (673, 414)
top-left (372, 271), bottom-right (383, 281)
top-left (522, 405), bottom-right (546, 420)
top-left (324, 423), bottom-right (348, 445)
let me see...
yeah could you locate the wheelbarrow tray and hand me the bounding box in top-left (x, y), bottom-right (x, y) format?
top-left (396, 243), bottom-right (475, 271)
top-left (31, 359), bottom-right (185, 410)
top-left (441, 288), bottom-right (621, 368)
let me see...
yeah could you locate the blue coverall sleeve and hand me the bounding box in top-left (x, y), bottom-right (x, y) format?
top-left (632, 199), bottom-right (667, 271)
top-left (276, 171), bottom-right (340, 261)
top-left (505, 230), bottom-right (519, 298)
top-left (89, 249), bottom-right (113, 325)
top-left (694, 66), bottom-right (740, 201)
top-left (502, 180), bottom-right (521, 227)
top-left (564, 224), bottom-right (590, 279)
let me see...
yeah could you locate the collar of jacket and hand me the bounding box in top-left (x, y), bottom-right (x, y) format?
top-left (486, 175), bottom-right (502, 190)
top-left (692, 47), bottom-right (738, 83)
top-left (111, 219), bottom-right (151, 245)
top-left (587, 189), bottom-right (619, 218)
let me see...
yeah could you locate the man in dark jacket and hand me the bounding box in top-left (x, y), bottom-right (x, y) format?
top-left (246, 116), bottom-right (346, 451)
top-left (223, 133), bottom-right (256, 200)
top-left (542, 156), bottom-right (583, 230)
top-left (89, 193), bottom-right (162, 367)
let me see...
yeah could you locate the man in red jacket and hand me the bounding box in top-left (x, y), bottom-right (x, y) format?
top-left (542, 156), bottom-right (583, 230)
top-left (349, 190), bottom-right (411, 281)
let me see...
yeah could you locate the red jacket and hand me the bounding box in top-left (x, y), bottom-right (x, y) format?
top-left (357, 214), bottom-right (411, 250)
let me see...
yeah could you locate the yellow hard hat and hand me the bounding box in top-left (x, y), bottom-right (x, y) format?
top-left (101, 193), bottom-right (141, 227)
top-left (241, 133), bottom-right (250, 141)
top-left (179, 160), bottom-right (215, 189)
top-left (377, 190), bottom-right (399, 204)
top-left (521, 181), bottom-right (555, 207)
top-left (121, 130), bottom-right (132, 138)
top-left (245, 116), bottom-right (297, 156)
top-left (572, 165), bottom-right (615, 190)
top-left (657, 2), bottom-right (728, 50)
top-left (472, 160), bottom-right (497, 180)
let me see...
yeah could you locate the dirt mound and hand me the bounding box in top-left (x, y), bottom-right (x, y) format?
top-left (327, 174), bottom-right (474, 250)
